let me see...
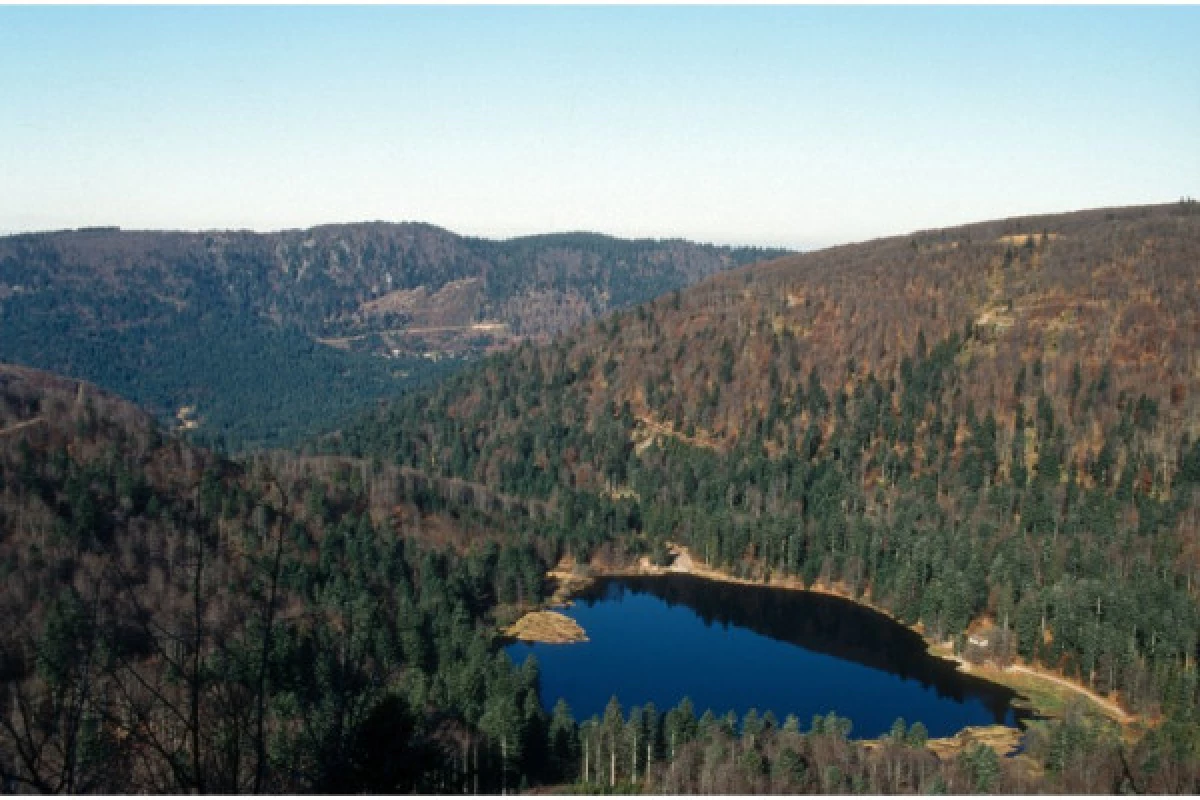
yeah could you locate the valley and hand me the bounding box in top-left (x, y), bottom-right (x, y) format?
top-left (325, 200), bottom-right (1200, 791)
top-left (3, 202), bottom-right (1200, 794)
top-left (5, 1), bottom-right (1198, 792)
top-left (0, 225), bottom-right (782, 449)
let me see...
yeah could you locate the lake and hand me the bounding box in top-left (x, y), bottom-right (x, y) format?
top-left (506, 574), bottom-right (1030, 739)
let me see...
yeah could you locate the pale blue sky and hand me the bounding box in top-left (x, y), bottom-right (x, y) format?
top-left (1, 6), bottom-right (1197, 248)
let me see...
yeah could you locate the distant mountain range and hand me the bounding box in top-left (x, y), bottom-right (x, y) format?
top-left (0, 223), bottom-right (784, 448)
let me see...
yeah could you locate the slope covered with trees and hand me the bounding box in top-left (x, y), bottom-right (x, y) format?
top-left (0, 224), bottom-right (781, 449)
top-left (0, 365), bottom-right (558, 792)
top-left (7, 201), bottom-right (1200, 794)
top-left (3, 362), bottom-right (1196, 794)
top-left (332, 201), bottom-right (1200, 784)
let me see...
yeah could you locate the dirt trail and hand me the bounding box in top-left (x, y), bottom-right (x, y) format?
top-left (1004, 664), bottom-right (1132, 724)
top-left (0, 417), bottom-right (44, 437)
top-left (317, 322), bottom-right (509, 347)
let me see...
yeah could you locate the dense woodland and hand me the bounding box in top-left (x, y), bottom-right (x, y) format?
top-left (4, 202), bottom-right (1200, 793)
top-left (3, 363), bottom-right (1197, 794)
top-left (329, 202), bottom-right (1200, 789)
top-left (0, 366), bottom-right (555, 792)
top-left (0, 225), bottom-right (779, 449)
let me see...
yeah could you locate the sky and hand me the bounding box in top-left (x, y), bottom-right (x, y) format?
top-left (1, 6), bottom-right (1197, 249)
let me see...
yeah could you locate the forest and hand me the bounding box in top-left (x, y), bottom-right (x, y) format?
top-left (3, 202), bottom-right (1200, 793)
top-left (3, 362), bottom-right (1196, 793)
top-left (0, 224), bottom-right (780, 449)
top-left (327, 202), bottom-right (1200, 789)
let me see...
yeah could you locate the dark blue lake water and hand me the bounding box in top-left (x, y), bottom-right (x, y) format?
top-left (506, 574), bottom-right (1028, 739)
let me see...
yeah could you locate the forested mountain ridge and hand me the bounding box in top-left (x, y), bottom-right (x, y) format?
top-left (332, 201), bottom-right (1200, 782)
top-left (0, 223), bottom-right (778, 340)
top-left (0, 224), bottom-right (782, 449)
top-left (339, 201), bottom-right (1200, 504)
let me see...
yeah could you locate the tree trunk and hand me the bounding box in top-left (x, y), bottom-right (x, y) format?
top-left (632, 728), bottom-right (638, 784)
top-left (463, 736), bottom-right (469, 794)
top-left (253, 506), bottom-right (287, 794)
top-left (191, 518), bottom-right (206, 794)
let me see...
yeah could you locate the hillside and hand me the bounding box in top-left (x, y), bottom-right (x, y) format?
top-left (333, 201), bottom-right (1200, 775)
top-left (339, 201), bottom-right (1200, 509)
top-left (0, 224), bottom-right (782, 449)
top-left (5, 361), bottom-right (1197, 794)
top-left (0, 363), bottom-right (560, 792)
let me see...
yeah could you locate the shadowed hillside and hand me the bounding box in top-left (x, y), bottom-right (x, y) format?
top-left (0, 224), bottom-right (782, 448)
top-left (0, 364), bottom-right (557, 793)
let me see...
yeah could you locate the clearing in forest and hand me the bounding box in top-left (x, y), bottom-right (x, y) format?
top-left (504, 610), bottom-right (588, 644)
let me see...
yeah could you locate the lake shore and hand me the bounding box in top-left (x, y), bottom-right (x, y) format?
top-left (547, 543), bottom-right (1137, 735)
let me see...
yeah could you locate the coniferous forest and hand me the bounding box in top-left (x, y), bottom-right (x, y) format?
top-left (3, 202), bottom-right (1200, 793)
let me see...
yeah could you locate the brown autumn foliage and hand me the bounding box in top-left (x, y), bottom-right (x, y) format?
top-left (0, 369), bottom-right (547, 796)
top-left (332, 201), bottom-right (1200, 737)
top-left (418, 202), bottom-right (1200, 491)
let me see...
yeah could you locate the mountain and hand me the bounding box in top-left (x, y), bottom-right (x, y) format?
top-left (0, 224), bottom-right (783, 449)
top-left (332, 201), bottom-right (1200, 746)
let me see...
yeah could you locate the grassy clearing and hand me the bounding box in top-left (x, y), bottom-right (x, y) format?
top-left (504, 610), bottom-right (588, 644)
